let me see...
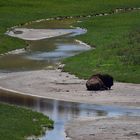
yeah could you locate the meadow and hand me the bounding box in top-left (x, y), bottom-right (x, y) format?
top-left (0, 0), bottom-right (140, 53)
top-left (63, 10), bottom-right (140, 83)
top-left (0, 0), bottom-right (139, 83)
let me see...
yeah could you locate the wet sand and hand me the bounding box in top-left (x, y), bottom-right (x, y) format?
top-left (66, 116), bottom-right (140, 140)
top-left (0, 69), bottom-right (140, 140)
top-left (0, 69), bottom-right (139, 140)
top-left (6, 28), bottom-right (86, 40)
top-left (0, 69), bottom-right (139, 108)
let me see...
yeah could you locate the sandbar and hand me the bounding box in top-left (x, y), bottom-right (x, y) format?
top-left (0, 69), bottom-right (139, 108)
top-left (6, 28), bottom-right (86, 40)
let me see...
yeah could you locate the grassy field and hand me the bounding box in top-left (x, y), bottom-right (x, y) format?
top-left (0, 0), bottom-right (140, 83)
top-left (63, 10), bottom-right (140, 83)
top-left (0, 103), bottom-right (53, 140)
top-left (0, 0), bottom-right (140, 53)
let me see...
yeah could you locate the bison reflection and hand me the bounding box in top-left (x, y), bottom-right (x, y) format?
top-left (86, 74), bottom-right (113, 91)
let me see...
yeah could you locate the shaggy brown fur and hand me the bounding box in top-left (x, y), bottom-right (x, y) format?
top-left (86, 74), bottom-right (113, 91)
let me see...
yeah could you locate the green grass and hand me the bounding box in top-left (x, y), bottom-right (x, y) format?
top-left (0, 103), bottom-right (53, 140)
top-left (0, 0), bottom-right (140, 83)
top-left (63, 11), bottom-right (140, 83)
top-left (0, 0), bottom-right (140, 53)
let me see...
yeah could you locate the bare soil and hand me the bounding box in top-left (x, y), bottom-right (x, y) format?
top-left (66, 116), bottom-right (140, 140)
top-left (0, 69), bottom-right (139, 108)
top-left (0, 69), bottom-right (140, 140)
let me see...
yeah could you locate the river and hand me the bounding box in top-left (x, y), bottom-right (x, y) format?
top-left (0, 90), bottom-right (140, 140)
top-left (0, 18), bottom-right (140, 140)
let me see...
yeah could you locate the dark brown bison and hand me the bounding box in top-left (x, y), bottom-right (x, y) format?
top-left (86, 74), bottom-right (113, 91)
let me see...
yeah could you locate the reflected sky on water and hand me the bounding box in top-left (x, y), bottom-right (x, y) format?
top-left (0, 91), bottom-right (140, 140)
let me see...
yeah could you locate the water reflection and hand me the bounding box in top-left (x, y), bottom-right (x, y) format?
top-left (0, 91), bottom-right (140, 140)
top-left (1, 91), bottom-right (140, 119)
top-left (0, 91), bottom-right (107, 119)
top-left (0, 28), bottom-right (89, 72)
top-left (0, 91), bottom-right (106, 140)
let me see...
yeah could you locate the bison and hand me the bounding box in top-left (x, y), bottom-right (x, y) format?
top-left (86, 74), bottom-right (113, 91)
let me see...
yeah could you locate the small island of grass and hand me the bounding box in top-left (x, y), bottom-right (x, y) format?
top-left (0, 103), bottom-right (53, 140)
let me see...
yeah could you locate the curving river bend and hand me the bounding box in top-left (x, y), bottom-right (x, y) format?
top-left (0, 19), bottom-right (140, 140)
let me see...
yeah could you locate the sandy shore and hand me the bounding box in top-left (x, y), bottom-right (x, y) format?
top-left (0, 69), bottom-right (140, 140)
top-left (0, 69), bottom-right (139, 108)
top-left (66, 116), bottom-right (140, 140)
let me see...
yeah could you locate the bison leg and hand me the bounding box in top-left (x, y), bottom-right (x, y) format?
top-left (86, 83), bottom-right (101, 91)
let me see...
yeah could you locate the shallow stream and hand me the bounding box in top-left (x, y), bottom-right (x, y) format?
top-left (0, 18), bottom-right (140, 140)
top-left (0, 28), bottom-right (89, 72)
top-left (0, 91), bottom-right (140, 140)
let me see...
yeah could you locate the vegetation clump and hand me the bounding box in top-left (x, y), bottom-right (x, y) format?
top-left (0, 103), bottom-right (53, 140)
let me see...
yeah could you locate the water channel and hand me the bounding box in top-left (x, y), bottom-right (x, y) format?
top-left (1, 27), bottom-right (89, 72)
top-left (0, 19), bottom-right (140, 140)
top-left (1, 90), bottom-right (140, 140)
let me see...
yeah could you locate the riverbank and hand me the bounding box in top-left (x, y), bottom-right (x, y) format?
top-left (0, 69), bottom-right (139, 108)
top-left (0, 69), bottom-right (139, 140)
top-left (66, 116), bottom-right (140, 140)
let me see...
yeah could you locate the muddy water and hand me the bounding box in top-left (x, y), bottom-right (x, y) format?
top-left (0, 91), bottom-right (140, 140)
top-left (0, 30), bottom-right (89, 72)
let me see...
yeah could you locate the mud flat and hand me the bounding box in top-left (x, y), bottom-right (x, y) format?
top-left (0, 69), bottom-right (139, 108)
top-left (6, 28), bottom-right (86, 40)
top-left (0, 67), bottom-right (139, 140)
top-left (66, 116), bottom-right (140, 140)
